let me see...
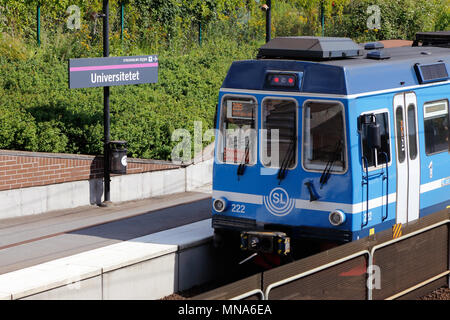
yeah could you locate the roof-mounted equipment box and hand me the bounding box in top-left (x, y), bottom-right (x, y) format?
top-left (413, 31), bottom-right (450, 48)
top-left (257, 36), bottom-right (363, 60)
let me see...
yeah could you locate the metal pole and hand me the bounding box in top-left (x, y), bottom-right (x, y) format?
top-left (121, 1), bottom-right (124, 42)
top-left (321, 1), bottom-right (325, 37)
top-left (103, 0), bottom-right (111, 204)
top-left (265, 0), bottom-right (271, 43)
top-left (198, 21), bottom-right (202, 46)
top-left (37, 3), bottom-right (41, 46)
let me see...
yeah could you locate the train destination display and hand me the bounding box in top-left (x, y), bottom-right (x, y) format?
top-left (227, 100), bottom-right (255, 119)
top-left (69, 55), bottom-right (158, 89)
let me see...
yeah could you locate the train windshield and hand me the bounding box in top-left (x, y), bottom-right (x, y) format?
top-left (219, 96), bottom-right (257, 165)
top-left (261, 99), bottom-right (297, 168)
top-left (302, 101), bottom-right (346, 172)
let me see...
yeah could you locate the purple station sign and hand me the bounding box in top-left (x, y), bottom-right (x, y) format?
top-left (69, 55), bottom-right (158, 89)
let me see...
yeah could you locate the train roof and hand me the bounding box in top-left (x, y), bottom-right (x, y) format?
top-left (222, 35), bottom-right (450, 96)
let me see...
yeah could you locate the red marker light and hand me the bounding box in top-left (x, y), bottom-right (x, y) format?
top-left (268, 74), bottom-right (297, 87)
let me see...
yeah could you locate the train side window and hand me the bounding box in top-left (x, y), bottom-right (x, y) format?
top-left (395, 107), bottom-right (406, 163)
top-left (360, 111), bottom-right (391, 168)
top-left (261, 98), bottom-right (297, 168)
top-left (219, 96), bottom-right (257, 165)
top-left (302, 101), bottom-right (346, 172)
top-left (423, 100), bottom-right (449, 155)
top-left (407, 105), bottom-right (418, 160)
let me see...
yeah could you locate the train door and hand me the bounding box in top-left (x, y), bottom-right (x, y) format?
top-left (393, 92), bottom-right (420, 224)
top-left (359, 108), bottom-right (392, 227)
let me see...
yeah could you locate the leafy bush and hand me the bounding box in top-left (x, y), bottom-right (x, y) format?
top-left (434, 0), bottom-right (450, 31)
top-left (0, 34), bottom-right (259, 159)
top-left (0, 0), bottom-right (448, 160)
top-left (327, 0), bottom-right (449, 41)
top-left (0, 33), bottom-right (30, 61)
top-left (0, 104), bottom-right (38, 151)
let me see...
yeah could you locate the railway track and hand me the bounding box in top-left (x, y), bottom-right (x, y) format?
top-left (186, 209), bottom-right (450, 300)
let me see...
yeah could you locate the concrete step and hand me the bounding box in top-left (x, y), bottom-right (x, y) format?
top-left (0, 219), bottom-right (217, 300)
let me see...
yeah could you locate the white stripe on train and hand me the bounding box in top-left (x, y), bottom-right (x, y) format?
top-left (213, 176), bottom-right (449, 215)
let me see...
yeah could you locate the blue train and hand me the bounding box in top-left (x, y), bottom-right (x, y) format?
top-left (212, 33), bottom-right (450, 258)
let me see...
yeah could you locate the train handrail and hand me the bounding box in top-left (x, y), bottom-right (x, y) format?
top-left (361, 156), bottom-right (370, 228)
top-left (367, 219), bottom-right (450, 300)
top-left (380, 152), bottom-right (389, 222)
top-left (231, 289), bottom-right (265, 300)
top-left (264, 250), bottom-right (372, 300)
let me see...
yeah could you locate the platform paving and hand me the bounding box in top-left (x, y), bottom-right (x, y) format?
top-left (0, 185), bottom-right (212, 275)
top-left (0, 184), bottom-right (218, 299)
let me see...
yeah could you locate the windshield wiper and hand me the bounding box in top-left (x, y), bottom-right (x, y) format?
top-left (277, 136), bottom-right (297, 184)
top-left (237, 138), bottom-right (250, 179)
top-left (319, 140), bottom-right (343, 188)
top-left (236, 108), bottom-right (255, 180)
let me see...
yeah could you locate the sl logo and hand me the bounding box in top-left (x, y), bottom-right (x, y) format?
top-left (263, 187), bottom-right (295, 217)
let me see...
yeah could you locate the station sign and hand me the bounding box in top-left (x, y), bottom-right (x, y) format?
top-left (69, 55), bottom-right (158, 89)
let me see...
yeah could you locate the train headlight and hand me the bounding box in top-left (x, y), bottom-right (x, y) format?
top-left (213, 198), bottom-right (227, 212)
top-left (329, 210), bottom-right (346, 226)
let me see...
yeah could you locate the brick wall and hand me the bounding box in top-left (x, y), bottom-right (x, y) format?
top-left (0, 150), bottom-right (180, 192)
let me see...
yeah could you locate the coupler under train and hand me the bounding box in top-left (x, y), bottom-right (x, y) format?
top-left (240, 231), bottom-right (290, 255)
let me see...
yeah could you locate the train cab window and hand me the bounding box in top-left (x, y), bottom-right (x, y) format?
top-left (302, 101), bottom-right (346, 172)
top-left (423, 100), bottom-right (449, 155)
top-left (219, 96), bottom-right (257, 165)
top-left (261, 99), bottom-right (297, 168)
top-left (360, 111), bottom-right (391, 168)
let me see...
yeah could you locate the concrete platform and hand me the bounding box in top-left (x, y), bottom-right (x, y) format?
top-left (0, 219), bottom-right (217, 300)
top-left (0, 187), bottom-right (212, 247)
top-left (0, 186), bottom-right (212, 273)
top-left (0, 184), bottom-right (221, 300)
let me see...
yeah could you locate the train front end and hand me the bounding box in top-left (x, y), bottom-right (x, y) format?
top-left (211, 38), bottom-right (358, 258)
top-left (212, 35), bottom-right (450, 260)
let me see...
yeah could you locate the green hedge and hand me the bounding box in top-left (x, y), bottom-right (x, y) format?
top-left (0, 34), bottom-right (260, 159)
top-left (0, 0), bottom-right (448, 160)
top-left (326, 0), bottom-right (450, 42)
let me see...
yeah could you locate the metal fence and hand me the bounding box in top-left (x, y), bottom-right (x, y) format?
top-left (264, 250), bottom-right (370, 300)
top-left (192, 209), bottom-right (450, 300)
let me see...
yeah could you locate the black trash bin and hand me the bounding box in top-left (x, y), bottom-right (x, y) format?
top-left (109, 141), bottom-right (127, 174)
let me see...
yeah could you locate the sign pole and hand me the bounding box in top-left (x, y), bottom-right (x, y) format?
top-left (37, 2), bottom-right (41, 46)
top-left (68, 0), bottom-right (158, 208)
top-left (121, 1), bottom-right (125, 42)
top-left (321, 1), bottom-right (325, 37)
top-left (265, 0), bottom-right (271, 43)
top-left (103, 0), bottom-right (111, 204)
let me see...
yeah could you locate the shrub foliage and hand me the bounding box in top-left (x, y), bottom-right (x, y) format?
top-left (0, 0), bottom-right (448, 159)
